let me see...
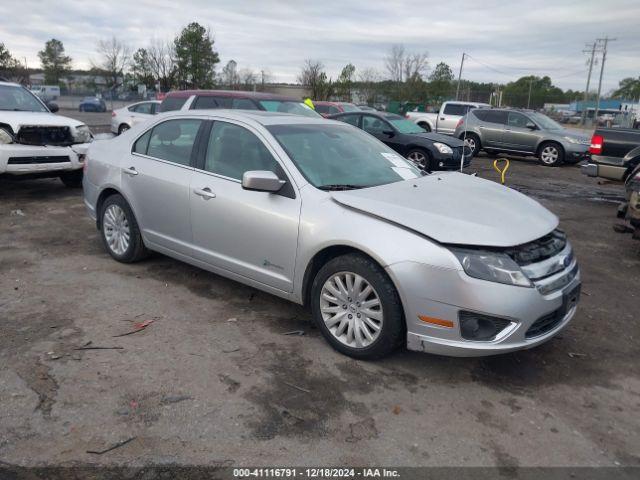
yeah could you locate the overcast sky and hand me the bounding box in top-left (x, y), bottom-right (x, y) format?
top-left (3, 0), bottom-right (639, 93)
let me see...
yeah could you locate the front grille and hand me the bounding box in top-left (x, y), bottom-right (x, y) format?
top-left (8, 156), bottom-right (71, 165)
top-left (16, 126), bottom-right (74, 146)
top-left (505, 230), bottom-right (567, 266)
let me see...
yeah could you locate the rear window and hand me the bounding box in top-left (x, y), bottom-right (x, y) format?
top-left (258, 100), bottom-right (321, 118)
top-left (341, 104), bottom-right (359, 112)
top-left (192, 95), bottom-right (232, 109)
top-left (160, 96), bottom-right (188, 112)
top-left (443, 103), bottom-right (472, 116)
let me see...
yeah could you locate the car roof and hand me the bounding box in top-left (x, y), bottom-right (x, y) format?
top-left (0, 81), bottom-right (24, 88)
top-left (330, 111), bottom-right (400, 120)
top-left (161, 108), bottom-right (332, 126)
top-left (163, 89), bottom-right (300, 102)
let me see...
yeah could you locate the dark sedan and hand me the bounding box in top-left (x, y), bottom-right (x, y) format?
top-left (330, 111), bottom-right (470, 171)
top-left (78, 97), bottom-right (107, 112)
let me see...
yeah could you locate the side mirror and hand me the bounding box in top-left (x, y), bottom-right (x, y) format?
top-left (242, 170), bottom-right (285, 193)
top-left (382, 129), bottom-right (395, 137)
top-left (47, 102), bottom-right (59, 113)
top-left (525, 122), bottom-right (537, 130)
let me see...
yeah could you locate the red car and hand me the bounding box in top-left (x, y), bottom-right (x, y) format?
top-left (313, 101), bottom-right (360, 118)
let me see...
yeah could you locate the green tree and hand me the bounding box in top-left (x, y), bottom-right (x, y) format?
top-left (174, 22), bottom-right (220, 89)
top-left (0, 43), bottom-right (25, 83)
top-left (38, 39), bottom-right (72, 84)
top-left (336, 63), bottom-right (356, 101)
top-left (613, 77), bottom-right (640, 100)
top-left (502, 75), bottom-right (565, 109)
top-left (427, 62), bottom-right (454, 102)
top-left (131, 48), bottom-right (155, 89)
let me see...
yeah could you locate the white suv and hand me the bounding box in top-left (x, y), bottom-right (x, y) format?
top-left (0, 81), bottom-right (92, 187)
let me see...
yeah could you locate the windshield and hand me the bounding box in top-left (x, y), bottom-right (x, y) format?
top-left (388, 117), bottom-right (426, 134)
top-left (0, 85), bottom-right (48, 112)
top-left (259, 100), bottom-right (321, 118)
top-left (530, 112), bottom-right (563, 130)
top-left (267, 123), bottom-right (421, 189)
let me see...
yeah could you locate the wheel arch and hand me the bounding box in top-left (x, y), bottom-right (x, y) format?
top-left (95, 187), bottom-right (131, 230)
top-left (536, 139), bottom-right (564, 156)
top-left (301, 244), bottom-right (397, 310)
top-left (417, 120), bottom-right (434, 131)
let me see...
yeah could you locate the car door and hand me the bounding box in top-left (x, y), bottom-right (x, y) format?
top-left (362, 115), bottom-right (404, 154)
top-left (474, 110), bottom-right (508, 148)
top-left (189, 119), bottom-right (301, 292)
top-left (502, 112), bottom-right (539, 152)
top-left (335, 113), bottom-right (361, 128)
top-left (121, 117), bottom-right (205, 255)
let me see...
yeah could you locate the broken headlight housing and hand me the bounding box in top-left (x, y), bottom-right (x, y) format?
top-left (0, 128), bottom-right (13, 144)
top-left (449, 247), bottom-right (532, 287)
top-left (72, 125), bottom-right (92, 143)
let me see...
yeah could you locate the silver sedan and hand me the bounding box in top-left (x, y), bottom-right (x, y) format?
top-left (83, 110), bottom-right (581, 359)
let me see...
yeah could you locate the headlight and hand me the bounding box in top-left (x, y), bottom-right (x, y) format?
top-left (0, 128), bottom-right (13, 144)
top-left (449, 247), bottom-right (532, 287)
top-left (73, 125), bottom-right (92, 143)
top-left (433, 142), bottom-right (453, 155)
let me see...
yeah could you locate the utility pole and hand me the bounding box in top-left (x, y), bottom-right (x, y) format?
top-left (594, 36), bottom-right (617, 121)
top-left (526, 77), bottom-right (533, 109)
top-left (580, 42), bottom-right (597, 126)
top-left (455, 52), bottom-right (466, 100)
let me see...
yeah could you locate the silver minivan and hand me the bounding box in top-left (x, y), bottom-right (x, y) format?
top-left (83, 110), bottom-right (581, 359)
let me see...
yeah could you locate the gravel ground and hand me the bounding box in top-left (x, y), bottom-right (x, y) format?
top-left (0, 151), bottom-right (639, 469)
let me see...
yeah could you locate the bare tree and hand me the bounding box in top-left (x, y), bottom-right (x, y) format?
top-left (404, 52), bottom-right (429, 82)
top-left (147, 39), bottom-right (176, 91)
top-left (221, 60), bottom-right (240, 89)
top-left (239, 68), bottom-right (258, 90)
top-left (358, 67), bottom-right (381, 104)
top-left (93, 37), bottom-right (131, 91)
top-left (298, 59), bottom-right (332, 99)
top-left (384, 44), bottom-right (405, 83)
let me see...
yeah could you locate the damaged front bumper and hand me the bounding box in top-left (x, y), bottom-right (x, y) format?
top-left (0, 142), bottom-right (90, 177)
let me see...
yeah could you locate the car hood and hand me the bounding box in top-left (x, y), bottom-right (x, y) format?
top-left (331, 172), bottom-right (558, 247)
top-left (0, 111), bottom-right (84, 131)
top-left (413, 131), bottom-right (465, 147)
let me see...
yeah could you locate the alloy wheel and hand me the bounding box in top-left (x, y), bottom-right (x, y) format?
top-left (540, 145), bottom-right (559, 165)
top-left (464, 137), bottom-right (476, 154)
top-left (103, 204), bottom-right (131, 256)
top-left (320, 272), bottom-right (383, 349)
top-left (407, 150), bottom-right (428, 169)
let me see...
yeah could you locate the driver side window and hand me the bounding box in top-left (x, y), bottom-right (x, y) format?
top-left (507, 112), bottom-right (531, 128)
top-left (204, 121), bottom-right (281, 181)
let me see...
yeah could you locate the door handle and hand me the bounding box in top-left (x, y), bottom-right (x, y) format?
top-left (193, 187), bottom-right (216, 199)
top-left (124, 167), bottom-right (138, 176)
top-left (440, 117), bottom-right (445, 120)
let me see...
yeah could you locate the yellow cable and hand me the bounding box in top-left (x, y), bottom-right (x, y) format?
top-left (493, 158), bottom-right (510, 185)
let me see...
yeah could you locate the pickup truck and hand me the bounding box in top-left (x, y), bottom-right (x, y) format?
top-left (581, 127), bottom-right (640, 181)
top-left (405, 101), bottom-right (491, 135)
top-left (1, 81), bottom-right (92, 187)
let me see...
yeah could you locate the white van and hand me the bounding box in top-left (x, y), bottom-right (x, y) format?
top-left (30, 85), bottom-right (61, 102)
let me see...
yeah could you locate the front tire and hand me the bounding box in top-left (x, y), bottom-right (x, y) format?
top-left (406, 148), bottom-right (433, 171)
top-left (59, 170), bottom-right (83, 188)
top-left (311, 253), bottom-right (405, 360)
top-left (99, 194), bottom-right (149, 263)
top-left (538, 142), bottom-right (564, 167)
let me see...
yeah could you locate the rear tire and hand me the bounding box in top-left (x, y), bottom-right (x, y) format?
top-left (118, 124), bottom-right (130, 135)
top-left (538, 142), bottom-right (564, 167)
top-left (59, 170), bottom-right (83, 188)
top-left (310, 253), bottom-right (405, 360)
top-left (461, 133), bottom-right (481, 158)
top-left (99, 194), bottom-right (149, 263)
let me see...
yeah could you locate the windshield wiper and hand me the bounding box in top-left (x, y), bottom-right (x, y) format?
top-left (317, 184), bottom-right (368, 191)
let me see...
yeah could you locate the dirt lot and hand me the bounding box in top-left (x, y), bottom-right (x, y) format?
top-left (1, 151), bottom-right (639, 469)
